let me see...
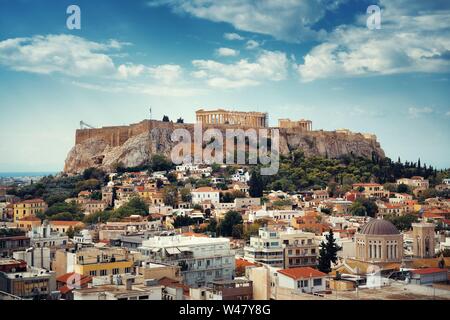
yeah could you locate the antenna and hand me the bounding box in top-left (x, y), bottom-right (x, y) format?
top-left (149, 107), bottom-right (152, 120)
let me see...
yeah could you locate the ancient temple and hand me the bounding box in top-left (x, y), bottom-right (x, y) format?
top-left (196, 109), bottom-right (268, 128)
top-left (278, 118), bottom-right (312, 131)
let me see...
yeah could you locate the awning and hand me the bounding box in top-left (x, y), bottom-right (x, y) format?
top-left (178, 247), bottom-right (192, 252)
top-left (166, 247), bottom-right (181, 255)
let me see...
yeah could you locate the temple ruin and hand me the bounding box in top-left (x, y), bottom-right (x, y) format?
top-left (196, 109), bottom-right (268, 128)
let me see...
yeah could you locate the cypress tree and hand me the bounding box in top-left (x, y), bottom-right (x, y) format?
top-left (317, 229), bottom-right (342, 273)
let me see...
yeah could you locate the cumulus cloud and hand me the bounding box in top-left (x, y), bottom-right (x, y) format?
top-left (0, 34), bottom-right (120, 76)
top-left (215, 47), bottom-right (239, 57)
top-left (192, 50), bottom-right (288, 88)
top-left (296, 2), bottom-right (450, 81)
top-left (0, 34), bottom-right (202, 97)
top-left (224, 32), bottom-right (245, 41)
top-left (408, 107), bottom-right (433, 118)
top-left (147, 0), bottom-right (346, 42)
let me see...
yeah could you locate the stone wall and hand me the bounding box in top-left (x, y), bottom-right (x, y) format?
top-left (65, 119), bottom-right (385, 174)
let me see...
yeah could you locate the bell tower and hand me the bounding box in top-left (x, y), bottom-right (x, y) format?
top-left (412, 222), bottom-right (435, 258)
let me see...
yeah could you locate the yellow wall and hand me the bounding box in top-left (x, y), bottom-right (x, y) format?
top-left (13, 202), bottom-right (47, 222)
top-left (74, 260), bottom-right (133, 277)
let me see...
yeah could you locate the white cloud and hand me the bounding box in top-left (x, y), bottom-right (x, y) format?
top-left (147, 0), bottom-right (346, 42)
top-left (408, 107), bottom-right (433, 118)
top-left (215, 47), bottom-right (239, 57)
top-left (245, 40), bottom-right (260, 50)
top-left (0, 34), bottom-right (120, 76)
top-left (148, 64), bottom-right (183, 84)
top-left (72, 81), bottom-right (204, 97)
top-left (296, 3), bottom-right (450, 82)
top-left (445, 111), bottom-right (450, 117)
top-left (224, 33), bottom-right (244, 41)
top-left (192, 50), bottom-right (288, 88)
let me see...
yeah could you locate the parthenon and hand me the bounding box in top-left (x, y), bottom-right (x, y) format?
top-left (196, 109), bottom-right (268, 128)
top-left (278, 118), bottom-right (312, 131)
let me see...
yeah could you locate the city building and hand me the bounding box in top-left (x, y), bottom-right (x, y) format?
top-left (12, 199), bottom-right (48, 223)
top-left (412, 222), bottom-right (436, 258)
top-left (276, 267), bottom-right (327, 294)
top-left (191, 187), bottom-right (220, 205)
top-left (352, 183), bottom-right (389, 199)
top-left (66, 247), bottom-right (137, 277)
top-left (190, 279), bottom-right (253, 300)
top-left (396, 176), bottom-right (430, 189)
top-left (138, 235), bottom-right (235, 287)
top-left (354, 219), bottom-right (403, 263)
top-left (244, 228), bottom-right (319, 268)
top-left (0, 233), bottom-right (31, 258)
top-left (0, 258), bottom-right (56, 299)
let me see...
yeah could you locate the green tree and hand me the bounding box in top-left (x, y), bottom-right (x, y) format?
top-left (163, 186), bottom-right (178, 207)
top-left (180, 188), bottom-right (192, 202)
top-left (218, 211), bottom-right (243, 237)
top-left (249, 171), bottom-right (263, 197)
top-left (150, 154), bottom-right (174, 172)
top-left (397, 183), bottom-right (409, 193)
top-left (385, 213), bottom-right (418, 231)
top-left (162, 115), bottom-right (170, 122)
top-left (317, 229), bottom-right (342, 273)
top-left (350, 199), bottom-right (378, 217)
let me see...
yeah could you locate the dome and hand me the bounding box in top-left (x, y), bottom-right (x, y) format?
top-left (359, 219), bottom-right (399, 235)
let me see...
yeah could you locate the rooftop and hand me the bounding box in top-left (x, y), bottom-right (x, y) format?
top-left (278, 267), bottom-right (327, 279)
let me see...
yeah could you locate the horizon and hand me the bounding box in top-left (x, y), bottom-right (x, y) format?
top-left (0, 0), bottom-right (449, 171)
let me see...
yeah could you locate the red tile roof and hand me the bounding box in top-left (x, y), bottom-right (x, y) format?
top-left (235, 258), bottom-right (256, 269)
top-left (278, 267), bottom-right (327, 279)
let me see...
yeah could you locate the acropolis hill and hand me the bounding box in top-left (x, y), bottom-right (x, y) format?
top-left (64, 109), bottom-right (385, 174)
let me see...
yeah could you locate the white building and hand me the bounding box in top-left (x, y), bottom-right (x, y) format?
top-left (27, 220), bottom-right (69, 249)
top-left (276, 267), bottom-right (327, 294)
top-left (191, 187), bottom-right (220, 205)
top-left (138, 235), bottom-right (235, 287)
top-left (247, 209), bottom-right (303, 224)
top-left (244, 228), bottom-right (284, 267)
top-left (397, 176), bottom-right (429, 189)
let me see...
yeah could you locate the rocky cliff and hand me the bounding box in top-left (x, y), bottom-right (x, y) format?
top-left (64, 121), bottom-right (385, 174)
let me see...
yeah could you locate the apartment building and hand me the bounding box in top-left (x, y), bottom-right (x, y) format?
top-left (244, 228), bottom-right (319, 268)
top-left (13, 199), bottom-right (48, 223)
top-left (0, 258), bottom-right (56, 299)
top-left (138, 235), bottom-right (235, 287)
top-left (352, 183), bottom-right (389, 199)
top-left (66, 247), bottom-right (137, 277)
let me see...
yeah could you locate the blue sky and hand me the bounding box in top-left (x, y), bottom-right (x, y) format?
top-left (0, 0), bottom-right (449, 172)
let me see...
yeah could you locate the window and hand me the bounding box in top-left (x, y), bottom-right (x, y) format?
top-left (100, 270), bottom-right (107, 276)
top-left (297, 280), bottom-right (308, 288)
top-left (112, 268), bottom-right (120, 275)
top-left (313, 278), bottom-right (322, 286)
top-left (89, 270), bottom-right (97, 276)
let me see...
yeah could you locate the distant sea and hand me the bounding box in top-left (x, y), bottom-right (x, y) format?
top-left (0, 172), bottom-right (58, 178)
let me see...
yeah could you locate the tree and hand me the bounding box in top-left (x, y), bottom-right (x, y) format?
top-left (317, 229), bottom-right (342, 273)
top-left (218, 211), bottom-right (243, 237)
top-left (350, 199), bottom-right (378, 217)
top-left (397, 183), bottom-right (409, 193)
top-left (163, 186), bottom-right (178, 207)
top-left (173, 215), bottom-right (195, 228)
top-left (150, 154), bottom-right (173, 172)
top-left (162, 115), bottom-right (170, 122)
top-left (249, 171), bottom-right (263, 197)
top-left (176, 117), bottom-right (184, 123)
top-left (180, 188), bottom-right (192, 202)
top-left (385, 213), bottom-right (418, 231)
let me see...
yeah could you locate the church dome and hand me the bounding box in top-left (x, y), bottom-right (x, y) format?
top-left (359, 219), bottom-right (399, 235)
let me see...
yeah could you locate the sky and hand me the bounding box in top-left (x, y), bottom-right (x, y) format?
top-left (0, 0), bottom-right (449, 172)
